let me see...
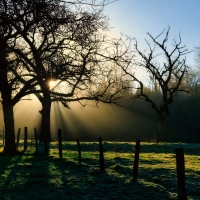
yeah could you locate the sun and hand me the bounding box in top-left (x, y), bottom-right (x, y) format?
top-left (49, 80), bottom-right (56, 90)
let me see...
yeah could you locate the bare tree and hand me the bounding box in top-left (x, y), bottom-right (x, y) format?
top-left (11, 32), bottom-right (129, 142)
top-left (0, 0), bottom-right (31, 153)
top-left (113, 27), bottom-right (191, 142)
top-left (1, 0), bottom-right (128, 153)
top-left (194, 46), bottom-right (200, 68)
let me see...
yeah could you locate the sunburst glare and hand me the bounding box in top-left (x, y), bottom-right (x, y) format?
top-left (49, 80), bottom-right (57, 90)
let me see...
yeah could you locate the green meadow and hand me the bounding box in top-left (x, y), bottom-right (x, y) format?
top-left (0, 142), bottom-right (199, 200)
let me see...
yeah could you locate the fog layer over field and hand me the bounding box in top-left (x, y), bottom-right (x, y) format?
top-left (0, 93), bottom-right (200, 142)
top-left (0, 94), bottom-right (158, 141)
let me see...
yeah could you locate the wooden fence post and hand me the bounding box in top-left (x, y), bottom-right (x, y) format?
top-left (99, 137), bottom-right (104, 171)
top-left (34, 128), bottom-right (38, 153)
top-left (24, 127), bottom-right (28, 150)
top-left (2, 127), bottom-right (4, 146)
top-left (58, 129), bottom-right (62, 158)
top-left (133, 140), bottom-right (140, 181)
top-left (175, 148), bottom-right (187, 200)
top-left (16, 128), bottom-right (21, 148)
top-left (76, 138), bottom-right (81, 163)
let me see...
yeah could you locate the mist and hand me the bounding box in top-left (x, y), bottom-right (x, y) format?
top-left (1, 92), bottom-right (199, 143)
top-left (0, 94), bottom-right (158, 142)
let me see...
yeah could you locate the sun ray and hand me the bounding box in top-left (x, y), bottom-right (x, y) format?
top-left (49, 80), bottom-right (56, 90)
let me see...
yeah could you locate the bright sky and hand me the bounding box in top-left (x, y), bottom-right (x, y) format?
top-left (104, 0), bottom-right (200, 67)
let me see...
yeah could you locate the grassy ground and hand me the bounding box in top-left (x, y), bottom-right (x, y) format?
top-left (0, 141), bottom-right (199, 200)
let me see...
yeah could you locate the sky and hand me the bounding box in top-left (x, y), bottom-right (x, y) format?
top-left (103, 0), bottom-right (200, 68)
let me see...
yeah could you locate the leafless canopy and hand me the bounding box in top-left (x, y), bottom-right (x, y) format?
top-left (2, 0), bottom-right (127, 108)
top-left (111, 27), bottom-right (191, 141)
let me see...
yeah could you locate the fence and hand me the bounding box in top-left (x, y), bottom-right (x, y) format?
top-left (1, 127), bottom-right (189, 199)
top-left (0, 127), bottom-right (5, 146)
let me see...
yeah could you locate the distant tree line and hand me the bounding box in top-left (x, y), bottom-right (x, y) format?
top-left (124, 80), bottom-right (200, 143)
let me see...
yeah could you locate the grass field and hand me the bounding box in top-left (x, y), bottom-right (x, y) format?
top-left (0, 141), bottom-right (200, 200)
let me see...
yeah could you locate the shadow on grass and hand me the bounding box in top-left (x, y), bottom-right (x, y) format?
top-left (0, 150), bottom-right (27, 199)
top-left (0, 149), bottom-right (56, 199)
top-left (0, 142), bottom-right (199, 199)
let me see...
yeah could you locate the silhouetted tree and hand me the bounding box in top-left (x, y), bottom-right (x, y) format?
top-left (0, 0), bottom-right (32, 153)
top-left (0, 0), bottom-right (128, 153)
top-left (10, 1), bottom-right (129, 142)
top-left (113, 27), bottom-right (191, 142)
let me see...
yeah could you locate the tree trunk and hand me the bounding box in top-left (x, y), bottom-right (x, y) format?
top-left (40, 91), bottom-right (51, 142)
top-left (0, 40), bottom-right (16, 154)
top-left (156, 119), bottom-right (164, 142)
top-left (2, 97), bottom-right (16, 154)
